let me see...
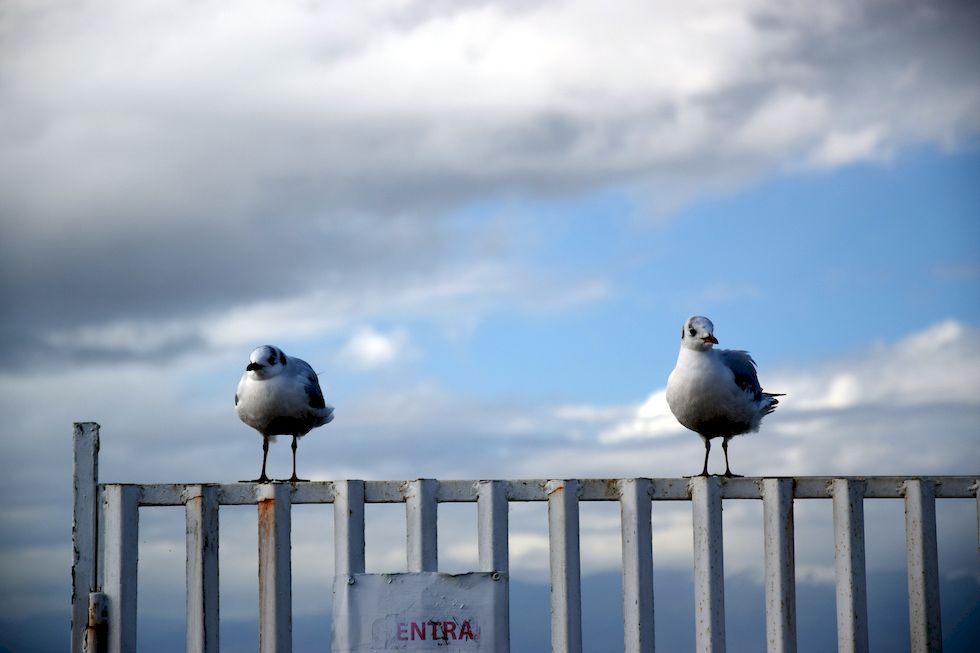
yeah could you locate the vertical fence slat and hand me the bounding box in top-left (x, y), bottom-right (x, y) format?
top-left (763, 478), bottom-right (797, 653)
top-left (621, 479), bottom-right (655, 653)
top-left (186, 485), bottom-right (219, 653)
top-left (258, 483), bottom-right (292, 653)
top-left (832, 479), bottom-right (869, 653)
top-left (103, 484), bottom-right (139, 653)
top-left (904, 480), bottom-right (943, 653)
top-left (332, 480), bottom-right (365, 653)
top-left (479, 480), bottom-right (511, 652)
top-left (691, 476), bottom-right (726, 653)
top-left (547, 479), bottom-right (583, 653)
top-left (406, 479), bottom-right (438, 572)
top-left (72, 423), bottom-right (100, 653)
top-left (334, 480), bottom-right (366, 576)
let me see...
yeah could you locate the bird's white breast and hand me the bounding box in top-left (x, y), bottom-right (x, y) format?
top-left (666, 349), bottom-right (760, 434)
top-left (236, 373), bottom-right (316, 432)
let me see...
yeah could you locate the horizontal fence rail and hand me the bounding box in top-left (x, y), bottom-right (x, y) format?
top-left (70, 423), bottom-right (978, 653)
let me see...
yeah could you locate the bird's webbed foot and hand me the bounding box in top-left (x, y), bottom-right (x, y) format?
top-left (722, 470), bottom-right (743, 478)
top-left (285, 475), bottom-right (309, 483)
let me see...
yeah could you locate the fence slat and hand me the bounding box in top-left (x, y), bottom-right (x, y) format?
top-left (72, 423), bottom-right (100, 653)
top-left (405, 479), bottom-right (439, 572)
top-left (258, 483), bottom-right (292, 653)
top-left (621, 479), bottom-right (655, 653)
top-left (547, 479), bottom-right (583, 653)
top-left (479, 480), bottom-right (511, 652)
top-left (763, 479), bottom-right (797, 653)
top-left (103, 484), bottom-right (139, 653)
top-left (186, 485), bottom-right (219, 653)
top-left (334, 480), bottom-right (366, 576)
top-left (691, 476), bottom-right (726, 653)
top-left (832, 479), bottom-right (869, 653)
top-left (904, 480), bottom-right (943, 653)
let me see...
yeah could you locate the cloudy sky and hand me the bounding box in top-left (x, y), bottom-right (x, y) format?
top-left (1, 0), bottom-right (979, 650)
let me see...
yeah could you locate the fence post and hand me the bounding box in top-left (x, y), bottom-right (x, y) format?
top-left (405, 479), bottom-right (438, 572)
top-left (257, 483), bottom-right (292, 653)
top-left (832, 479), bottom-right (868, 653)
top-left (333, 480), bottom-right (366, 653)
top-left (72, 423), bottom-right (100, 653)
top-left (904, 480), bottom-right (942, 653)
top-left (478, 480), bottom-right (511, 652)
top-left (547, 479), bottom-right (583, 653)
top-left (621, 478), bottom-right (655, 653)
top-left (691, 476), bottom-right (726, 653)
top-left (103, 484), bottom-right (140, 653)
top-left (763, 478), bottom-right (797, 653)
top-left (186, 485), bottom-right (220, 653)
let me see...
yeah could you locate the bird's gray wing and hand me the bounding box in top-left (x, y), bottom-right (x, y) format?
top-left (717, 349), bottom-right (763, 400)
top-left (293, 358), bottom-right (326, 410)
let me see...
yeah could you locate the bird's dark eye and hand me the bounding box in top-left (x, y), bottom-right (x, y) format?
top-left (688, 328), bottom-right (697, 337)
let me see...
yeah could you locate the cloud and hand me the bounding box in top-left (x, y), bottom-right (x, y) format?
top-left (337, 326), bottom-right (415, 370)
top-left (2, 1), bottom-right (979, 368)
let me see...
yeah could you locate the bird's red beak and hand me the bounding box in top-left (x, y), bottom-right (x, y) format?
top-left (702, 335), bottom-right (719, 345)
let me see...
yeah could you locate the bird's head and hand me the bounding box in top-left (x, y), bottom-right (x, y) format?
top-left (245, 345), bottom-right (288, 379)
top-left (681, 316), bottom-right (718, 351)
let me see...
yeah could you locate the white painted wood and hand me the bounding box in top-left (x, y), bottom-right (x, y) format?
top-left (185, 485), bottom-right (219, 653)
top-left (832, 479), bottom-right (869, 653)
top-left (405, 479), bottom-right (438, 572)
top-left (763, 479), bottom-right (797, 653)
top-left (547, 479), bottom-right (583, 653)
top-left (478, 480), bottom-right (511, 653)
top-left (691, 476), bottom-right (726, 653)
top-left (257, 483), bottom-right (292, 653)
top-left (102, 484), bottom-right (139, 653)
top-left (620, 479), bottom-right (655, 653)
top-left (904, 480), bottom-right (943, 653)
top-left (72, 423), bottom-right (100, 653)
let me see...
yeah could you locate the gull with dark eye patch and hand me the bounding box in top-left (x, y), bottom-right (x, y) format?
top-left (235, 345), bottom-right (334, 482)
top-left (666, 316), bottom-right (783, 477)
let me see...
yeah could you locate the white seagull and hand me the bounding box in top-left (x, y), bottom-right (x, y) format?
top-left (666, 316), bottom-right (782, 477)
top-left (235, 345), bottom-right (334, 482)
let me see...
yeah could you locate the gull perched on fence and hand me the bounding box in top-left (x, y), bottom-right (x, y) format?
top-left (235, 345), bottom-right (334, 482)
top-left (666, 316), bottom-right (782, 477)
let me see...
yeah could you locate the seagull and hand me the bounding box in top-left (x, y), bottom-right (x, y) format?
top-left (666, 316), bottom-right (782, 477)
top-left (235, 345), bottom-right (334, 482)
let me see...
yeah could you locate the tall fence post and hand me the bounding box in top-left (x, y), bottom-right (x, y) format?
top-left (763, 478), bottom-right (797, 653)
top-left (72, 423), bottom-right (100, 653)
top-left (547, 479), bottom-right (583, 653)
top-left (257, 483), bottom-right (292, 653)
top-left (332, 480), bottom-right (366, 653)
top-left (479, 480), bottom-right (511, 653)
top-left (103, 484), bottom-right (140, 653)
top-left (620, 478), bottom-right (655, 653)
top-left (186, 485), bottom-right (219, 653)
top-left (832, 479), bottom-right (869, 653)
top-left (904, 480), bottom-right (942, 653)
top-left (691, 476), bottom-right (726, 653)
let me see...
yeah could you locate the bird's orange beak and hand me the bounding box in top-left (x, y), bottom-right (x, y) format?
top-left (703, 335), bottom-right (719, 345)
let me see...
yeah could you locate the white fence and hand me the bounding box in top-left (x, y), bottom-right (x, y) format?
top-left (70, 422), bottom-right (978, 653)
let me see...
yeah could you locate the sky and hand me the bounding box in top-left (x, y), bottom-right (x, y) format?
top-left (1, 0), bottom-right (979, 651)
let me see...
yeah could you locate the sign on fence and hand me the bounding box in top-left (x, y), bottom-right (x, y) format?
top-left (333, 572), bottom-right (506, 652)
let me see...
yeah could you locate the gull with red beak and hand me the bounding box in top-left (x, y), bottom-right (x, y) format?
top-left (235, 345), bottom-right (334, 482)
top-left (666, 316), bottom-right (782, 477)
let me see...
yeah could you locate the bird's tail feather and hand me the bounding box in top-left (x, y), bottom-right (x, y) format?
top-left (762, 392), bottom-right (784, 415)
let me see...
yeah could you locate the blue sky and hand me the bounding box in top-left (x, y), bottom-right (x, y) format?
top-left (1, 1), bottom-right (979, 651)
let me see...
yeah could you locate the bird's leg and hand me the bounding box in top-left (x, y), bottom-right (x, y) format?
top-left (722, 437), bottom-right (742, 478)
top-left (250, 435), bottom-right (271, 483)
top-left (288, 435), bottom-right (307, 482)
top-left (697, 438), bottom-right (711, 477)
